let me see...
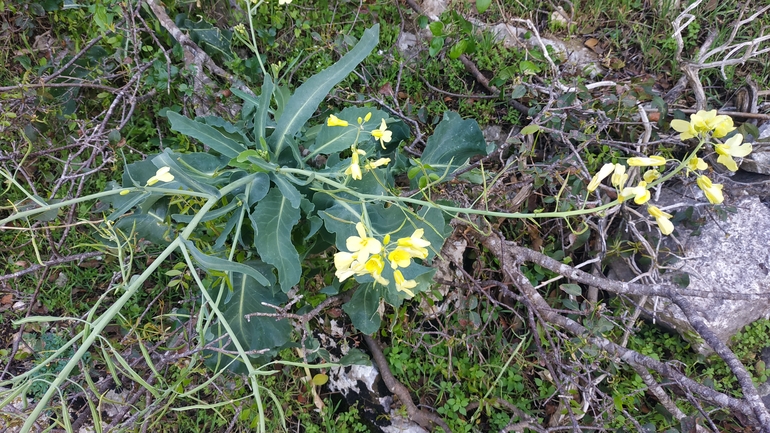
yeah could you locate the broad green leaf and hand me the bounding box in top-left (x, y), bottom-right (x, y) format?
top-left (519, 60), bottom-right (541, 75)
top-left (205, 267), bottom-right (289, 372)
top-left (247, 172), bottom-right (271, 207)
top-left (256, 75), bottom-right (274, 141)
top-left (115, 214), bottom-right (175, 246)
top-left (343, 283), bottom-right (382, 335)
top-left (183, 239), bottom-right (271, 286)
top-left (476, 0), bottom-right (492, 12)
top-left (338, 348), bottom-right (371, 366)
top-left (420, 111), bottom-right (487, 173)
top-left (153, 150), bottom-right (220, 197)
top-left (429, 36), bottom-right (444, 57)
top-left (560, 284), bottom-right (582, 296)
top-left (449, 40), bottom-right (467, 59)
top-left (428, 21), bottom-right (444, 37)
top-left (268, 25), bottom-right (379, 157)
top-left (520, 124), bottom-right (542, 135)
top-left (252, 188), bottom-right (301, 292)
top-left (167, 111), bottom-right (247, 159)
top-left (270, 173), bottom-right (301, 209)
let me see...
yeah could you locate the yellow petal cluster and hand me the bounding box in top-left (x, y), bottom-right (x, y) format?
top-left (335, 223), bottom-right (385, 283)
top-left (611, 164), bottom-right (628, 189)
top-left (394, 270), bottom-right (417, 298)
top-left (697, 175), bottom-right (723, 205)
top-left (344, 148), bottom-right (367, 180)
top-left (371, 119), bottom-right (392, 149)
top-left (619, 181), bottom-right (650, 204)
top-left (715, 133), bottom-right (752, 172)
top-left (364, 158), bottom-right (391, 170)
top-left (147, 166), bottom-right (174, 186)
top-left (627, 155), bottom-right (667, 167)
top-left (647, 205), bottom-right (674, 235)
top-left (686, 157), bottom-right (708, 172)
top-left (587, 163), bottom-right (614, 192)
top-left (670, 110), bottom-right (735, 140)
top-left (642, 169), bottom-right (661, 183)
top-left (327, 114), bottom-right (349, 127)
top-left (333, 223), bottom-right (431, 297)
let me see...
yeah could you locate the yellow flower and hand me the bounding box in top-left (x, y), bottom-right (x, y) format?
top-left (708, 113), bottom-right (735, 138)
top-left (611, 164), bottom-right (628, 189)
top-left (346, 222), bottom-right (382, 262)
top-left (647, 205), bottom-right (674, 235)
top-left (119, 189), bottom-right (131, 196)
top-left (396, 229), bottom-right (430, 259)
top-left (587, 163), bottom-right (614, 192)
top-left (627, 155), bottom-right (667, 167)
top-left (697, 175), bottom-right (724, 205)
top-left (344, 148), bottom-right (367, 180)
top-left (643, 169), bottom-right (661, 183)
top-left (278, 0), bottom-right (292, 5)
top-left (686, 157), bottom-right (708, 172)
top-left (327, 114), bottom-right (349, 127)
top-left (715, 133), bottom-right (752, 172)
top-left (672, 110), bottom-right (735, 139)
top-left (394, 270), bottom-right (417, 298)
top-left (364, 158), bottom-right (391, 170)
top-left (619, 181), bottom-right (650, 204)
top-left (364, 255), bottom-right (389, 285)
top-left (364, 112), bottom-right (372, 122)
top-left (334, 251), bottom-right (364, 282)
top-left (146, 166), bottom-right (174, 186)
top-left (371, 119), bottom-right (392, 149)
top-left (671, 118), bottom-right (698, 140)
top-left (387, 248), bottom-right (413, 269)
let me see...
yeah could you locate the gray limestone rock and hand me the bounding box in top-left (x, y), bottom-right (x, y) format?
top-left (641, 191), bottom-right (770, 355)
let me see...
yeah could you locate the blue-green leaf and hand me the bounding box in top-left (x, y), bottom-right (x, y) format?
top-left (343, 284), bottom-right (382, 335)
top-left (205, 265), bottom-right (289, 372)
top-left (270, 173), bottom-right (301, 209)
top-left (252, 188), bottom-right (301, 292)
top-left (114, 214), bottom-right (175, 246)
top-left (420, 111), bottom-right (487, 173)
top-left (153, 150), bottom-right (220, 197)
top-left (167, 111), bottom-right (247, 159)
top-left (256, 75), bottom-right (274, 141)
top-left (183, 239), bottom-right (271, 286)
top-left (268, 25), bottom-right (379, 157)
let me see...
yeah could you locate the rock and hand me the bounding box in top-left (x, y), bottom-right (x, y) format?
top-left (322, 327), bottom-right (427, 432)
top-left (485, 23), bottom-right (604, 78)
top-left (396, 31), bottom-right (420, 61)
top-left (740, 122), bottom-right (770, 175)
top-left (420, 0), bottom-right (447, 20)
top-left (639, 191), bottom-right (770, 355)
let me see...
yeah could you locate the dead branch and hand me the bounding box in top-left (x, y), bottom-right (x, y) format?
top-left (468, 228), bottom-right (770, 431)
top-left (363, 334), bottom-right (452, 433)
top-left (669, 0), bottom-right (770, 109)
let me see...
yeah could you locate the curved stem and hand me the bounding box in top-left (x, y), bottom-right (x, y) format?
top-left (278, 167), bottom-right (623, 219)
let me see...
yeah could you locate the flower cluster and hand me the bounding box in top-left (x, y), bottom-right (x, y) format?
top-left (334, 222), bottom-right (430, 297)
top-left (586, 110), bottom-right (751, 236)
top-left (326, 112), bottom-right (392, 180)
